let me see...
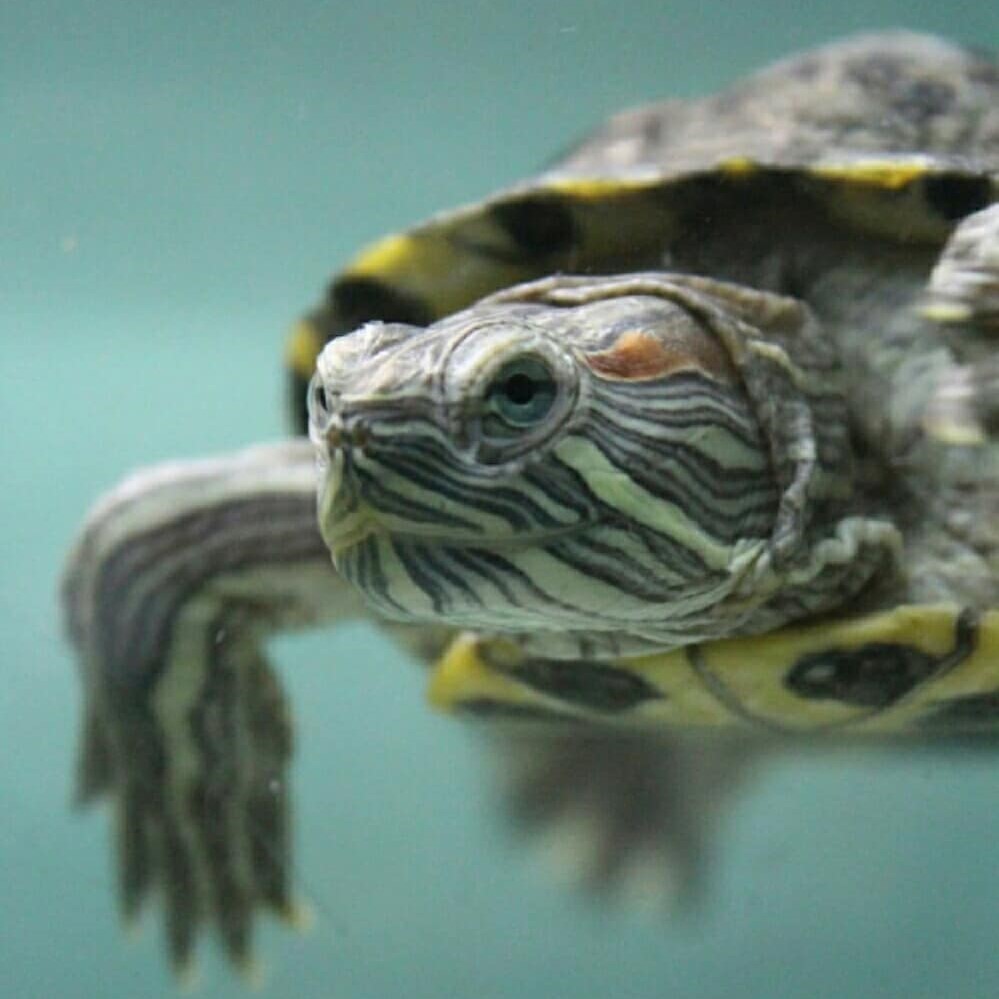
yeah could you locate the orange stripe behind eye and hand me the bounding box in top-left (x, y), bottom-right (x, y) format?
top-left (584, 329), bottom-right (735, 382)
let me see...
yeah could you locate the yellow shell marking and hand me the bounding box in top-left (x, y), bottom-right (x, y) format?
top-left (811, 159), bottom-right (931, 189)
top-left (428, 634), bottom-right (538, 712)
top-left (543, 177), bottom-right (661, 199)
top-left (718, 156), bottom-right (759, 176)
top-left (428, 606), bottom-right (999, 735)
top-left (285, 319), bottom-right (323, 381)
top-left (347, 232), bottom-right (422, 277)
top-left (344, 225), bottom-right (532, 319)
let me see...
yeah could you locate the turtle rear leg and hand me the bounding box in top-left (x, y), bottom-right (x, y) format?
top-left (495, 730), bottom-right (761, 907)
top-left (923, 204), bottom-right (999, 445)
top-left (427, 635), bottom-right (763, 904)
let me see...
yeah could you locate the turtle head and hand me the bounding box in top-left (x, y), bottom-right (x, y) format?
top-left (308, 301), bottom-right (596, 630)
top-left (309, 274), bottom-right (890, 655)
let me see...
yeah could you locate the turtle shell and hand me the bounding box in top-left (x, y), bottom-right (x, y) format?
top-left (287, 31), bottom-right (998, 427)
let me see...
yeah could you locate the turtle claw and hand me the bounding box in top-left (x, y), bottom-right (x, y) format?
top-left (235, 954), bottom-right (267, 991)
top-left (535, 811), bottom-right (688, 910)
top-left (278, 896), bottom-right (316, 932)
top-left (174, 956), bottom-right (201, 994)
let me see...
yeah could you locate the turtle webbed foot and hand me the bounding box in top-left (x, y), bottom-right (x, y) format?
top-left (496, 731), bottom-right (760, 907)
top-left (74, 637), bottom-right (301, 982)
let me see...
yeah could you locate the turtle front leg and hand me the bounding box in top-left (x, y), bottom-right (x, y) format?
top-left (925, 204), bottom-right (999, 329)
top-left (63, 440), bottom-right (366, 982)
top-left (923, 204), bottom-right (999, 445)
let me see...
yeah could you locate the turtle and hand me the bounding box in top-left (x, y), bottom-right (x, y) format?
top-left (63, 30), bottom-right (999, 982)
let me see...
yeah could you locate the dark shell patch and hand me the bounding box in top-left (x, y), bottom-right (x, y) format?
top-left (923, 174), bottom-right (992, 222)
top-left (785, 611), bottom-right (978, 711)
top-left (505, 658), bottom-right (662, 713)
top-left (490, 196), bottom-right (578, 259)
top-left (785, 642), bottom-right (940, 709)
top-left (328, 276), bottom-right (434, 334)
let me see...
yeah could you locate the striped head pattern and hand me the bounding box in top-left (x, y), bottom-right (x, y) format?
top-left (309, 274), bottom-right (892, 657)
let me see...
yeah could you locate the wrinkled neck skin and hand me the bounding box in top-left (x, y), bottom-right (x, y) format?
top-left (668, 201), bottom-right (935, 452)
top-left (807, 262), bottom-right (998, 613)
top-left (671, 203), bottom-right (997, 614)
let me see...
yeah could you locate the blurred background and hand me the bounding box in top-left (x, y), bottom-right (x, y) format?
top-left (3, 2), bottom-right (998, 996)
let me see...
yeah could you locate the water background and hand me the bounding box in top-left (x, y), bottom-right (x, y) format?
top-left (3, 2), bottom-right (999, 996)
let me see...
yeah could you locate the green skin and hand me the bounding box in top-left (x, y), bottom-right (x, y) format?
top-left (61, 31), bottom-right (999, 978)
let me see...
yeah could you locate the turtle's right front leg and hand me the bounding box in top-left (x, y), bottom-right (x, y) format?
top-left (63, 440), bottom-right (367, 982)
top-left (925, 204), bottom-right (999, 330)
top-left (915, 205), bottom-right (999, 601)
top-left (923, 203), bottom-right (999, 446)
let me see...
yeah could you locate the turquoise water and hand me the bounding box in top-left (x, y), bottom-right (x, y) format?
top-left (4, 3), bottom-right (999, 997)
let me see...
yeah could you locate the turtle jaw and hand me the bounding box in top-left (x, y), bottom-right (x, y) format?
top-left (314, 449), bottom-right (608, 630)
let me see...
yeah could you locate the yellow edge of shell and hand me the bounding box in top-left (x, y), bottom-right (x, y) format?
top-left (285, 319), bottom-right (323, 380)
top-left (428, 606), bottom-right (999, 734)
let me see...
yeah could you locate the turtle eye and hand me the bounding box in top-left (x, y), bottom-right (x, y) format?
top-left (486, 357), bottom-right (557, 428)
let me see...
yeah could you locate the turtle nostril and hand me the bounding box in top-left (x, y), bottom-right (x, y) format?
top-left (352, 422), bottom-right (371, 449)
top-left (325, 419), bottom-right (371, 451)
